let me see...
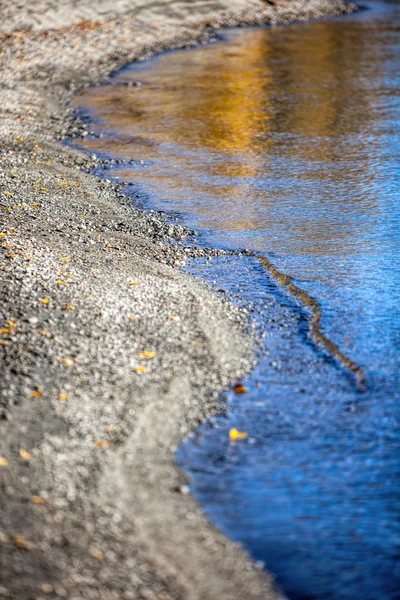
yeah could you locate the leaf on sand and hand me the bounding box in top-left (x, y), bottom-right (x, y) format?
top-left (38, 297), bottom-right (49, 304)
top-left (62, 304), bottom-right (75, 310)
top-left (137, 351), bottom-right (155, 359)
top-left (88, 548), bottom-right (104, 560)
top-left (59, 357), bottom-right (74, 366)
top-left (132, 366), bottom-right (146, 373)
top-left (29, 390), bottom-right (42, 398)
top-left (0, 328), bottom-right (11, 334)
top-left (233, 383), bottom-right (247, 394)
top-left (41, 583), bottom-right (53, 593)
top-left (129, 315), bottom-right (136, 321)
top-left (0, 340), bottom-right (9, 346)
top-left (12, 535), bottom-right (35, 551)
top-left (95, 440), bottom-right (111, 448)
top-left (60, 256), bottom-right (71, 261)
top-left (38, 329), bottom-right (52, 338)
top-left (58, 393), bottom-right (69, 400)
top-left (0, 456), bottom-right (9, 467)
top-left (7, 319), bottom-right (16, 327)
top-left (105, 425), bottom-right (116, 433)
top-left (31, 496), bottom-right (47, 505)
top-left (128, 281), bottom-right (140, 286)
top-left (55, 279), bottom-right (67, 285)
top-left (229, 428), bottom-right (248, 441)
top-left (19, 448), bottom-right (32, 460)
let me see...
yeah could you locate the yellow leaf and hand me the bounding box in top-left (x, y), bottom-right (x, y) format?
top-left (7, 319), bottom-right (16, 327)
top-left (0, 328), bottom-right (11, 334)
top-left (58, 182), bottom-right (68, 187)
top-left (0, 340), bottom-right (9, 345)
top-left (41, 187), bottom-right (47, 191)
top-left (88, 548), bottom-right (104, 560)
top-left (233, 383), bottom-right (247, 394)
top-left (31, 496), bottom-right (47, 505)
top-left (62, 304), bottom-right (75, 310)
top-left (0, 456), bottom-right (9, 467)
top-left (229, 428), bottom-right (248, 441)
top-left (60, 257), bottom-right (70, 261)
top-left (19, 448), bottom-right (32, 460)
top-left (129, 315), bottom-right (136, 321)
top-left (129, 281), bottom-right (140, 285)
top-left (0, 232), bottom-right (6, 237)
top-left (38, 297), bottom-right (49, 303)
top-left (29, 390), bottom-right (42, 398)
top-left (59, 357), bottom-right (74, 366)
top-left (132, 366), bottom-right (146, 373)
top-left (4, 191), bottom-right (11, 197)
top-left (38, 329), bottom-right (52, 338)
top-left (31, 202), bottom-right (38, 207)
top-left (95, 440), bottom-right (111, 448)
top-left (137, 351), bottom-right (155, 359)
top-left (58, 393), bottom-right (69, 400)
top-left (55, 279), bottom-right (67, 285)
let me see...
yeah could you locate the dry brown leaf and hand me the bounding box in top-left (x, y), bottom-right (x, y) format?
top-left (31, 496), bottom-right (47, 505)
top-left (41, 583), bottom-right (53, 593)
top-left (88, 548), bottom-right (104, 560)
top-left (233, 383), bottom-right (247, 394)
top-left (12, 535), bottom-right (35, 551)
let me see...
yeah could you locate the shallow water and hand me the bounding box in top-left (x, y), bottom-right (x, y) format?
top-left (74, 2), bottom-right (400, 598)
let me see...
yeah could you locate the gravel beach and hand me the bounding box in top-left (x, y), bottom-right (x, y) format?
top-left (0, 1), bottom-right (356, 598)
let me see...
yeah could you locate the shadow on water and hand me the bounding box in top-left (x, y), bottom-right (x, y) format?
top-left (72, 1), bottom-right (400, 598)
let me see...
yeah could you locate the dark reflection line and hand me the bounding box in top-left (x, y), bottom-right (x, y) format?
top-left (253, 252), bottom-right (366, 390)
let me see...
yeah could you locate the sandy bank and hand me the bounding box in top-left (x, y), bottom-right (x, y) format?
top-left (0, 1), bottom-right (356, 598)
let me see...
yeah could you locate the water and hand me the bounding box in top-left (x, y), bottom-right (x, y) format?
top-left (74, 2), bottom-right (400, 598)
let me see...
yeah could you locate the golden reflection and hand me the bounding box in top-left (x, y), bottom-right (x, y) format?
top-left (75, 16), bottom-right (383, 255)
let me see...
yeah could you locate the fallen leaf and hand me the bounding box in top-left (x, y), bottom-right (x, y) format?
top-left (60, 257), bottom-right (71, 261)
top-left (19, 448), bottom-right (32, 460)
top-left (62, 304), bottom-right (75, 310)
top-left (38, 329), bottom-right (52, 338)
top-left (233, 383), bottom-right (247, 394)
top-left (88, 548), bottom-right (104, 560)
top-left (229, 428), bottom-right (248, 441)
top-left (137, 351), bottom-right (155, 359)
top-left (6, 319), bottom-right (16, 327)
top-left (95, 440), bottom-right (111, 448)
top-left (0, 456), bottom-right (9, 467)
top-left (58, 393), bottom-right (69, 400)
top-left (31, 496), bottom-right (47, 505)
top-left (38, 297), bottom-right (49, 303)
top-left (129, 315), bottom-right (136, 321)
top-left (55, 279), bottom-right (67, 285)
top-left (58, 182), bottom-right (68, 187)
top-left (128, 281), bottom-right (140, 285)
top-left (41, 583), bottom-right (53, 593)
top-left (29, 390), bottom-right (42, 398)
top-left (0, 340), bottom-right (9, 345)
top-left (132, 366), bottom-right (146, 373)
top-left (12, 535), bottom-right (35, 551)
top-left (59, 357), bottom-right (74, 366)
top-left (105, 425), bottom-right (116, 433)
top-left (0, 327), bottom-right (11, 334)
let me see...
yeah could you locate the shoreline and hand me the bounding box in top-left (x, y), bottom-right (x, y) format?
top-left (0, 1), bottom-right (356, 598)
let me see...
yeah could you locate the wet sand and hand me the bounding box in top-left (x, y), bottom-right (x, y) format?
top-left (0, 1), bottom-right (355, 598)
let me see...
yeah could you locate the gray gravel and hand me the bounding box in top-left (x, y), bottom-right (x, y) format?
top-left (0, 1), bottom-right (356, 598)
